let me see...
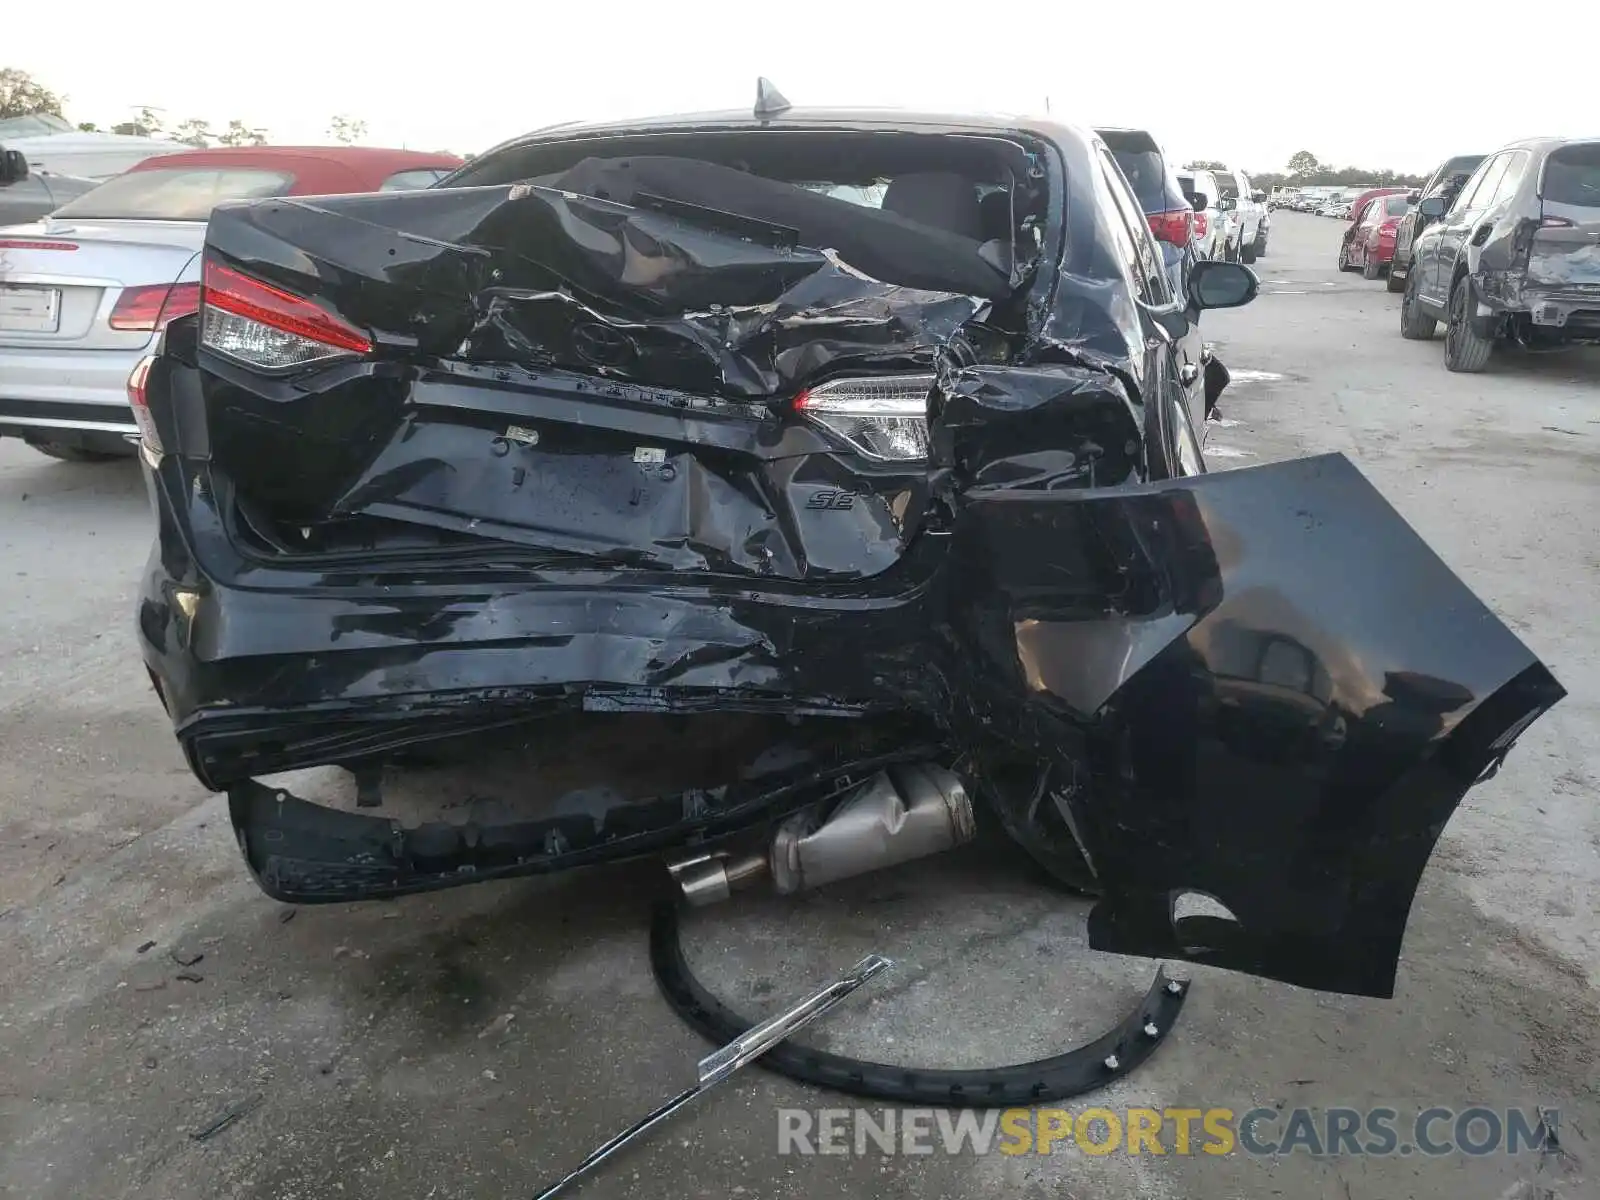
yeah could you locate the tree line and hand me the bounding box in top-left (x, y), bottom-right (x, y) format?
top-left (0, 66), bottom-right (369, 148)
top-left (1249, 150), bottom-right (1427, 190)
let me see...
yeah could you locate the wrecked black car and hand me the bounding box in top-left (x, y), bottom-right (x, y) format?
top-left (133, 99), bottom-right (1564, 1001)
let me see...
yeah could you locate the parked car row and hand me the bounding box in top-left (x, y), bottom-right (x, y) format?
top-left (1323, 138), bottom-right (1600, 372)
top-left (1176, 165), bottom-right (1269, 263)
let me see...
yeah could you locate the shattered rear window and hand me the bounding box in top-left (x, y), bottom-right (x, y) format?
top-left (797, 182), bottom-right (887, 208)
top-left (1543, 144), bottom-right (1600, 208)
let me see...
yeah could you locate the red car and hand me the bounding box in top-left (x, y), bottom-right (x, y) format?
top-left (1344, 193), bottom-right (1415, 280)
top-left (1336, 187), bottom-right (1409, 271)
top-left (112, 144), bottom-right (463, 198)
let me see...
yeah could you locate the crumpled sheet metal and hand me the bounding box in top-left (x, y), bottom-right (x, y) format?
top-left (465, 263), bottom-right (984, 400)
top-left (236, 180), bottom-right (996, 399)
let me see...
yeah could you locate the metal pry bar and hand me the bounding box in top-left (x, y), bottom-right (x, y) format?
top-left (530, 952), bottom-right (892, 1200)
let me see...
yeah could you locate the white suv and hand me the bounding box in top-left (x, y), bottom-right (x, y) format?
top-left (1178, 166), bottom-right (1266, 262)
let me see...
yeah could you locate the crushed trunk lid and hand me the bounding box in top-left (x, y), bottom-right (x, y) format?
top-left (190, 169), bottom-right (1100, 581)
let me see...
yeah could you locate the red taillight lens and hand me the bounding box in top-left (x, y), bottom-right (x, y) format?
top-left (1192, 212), bottom-right (1208, 239)
top-left (127, 354), bottom-right (162, 454)
top-left (1147, 208), bottom-right (1194, 247)
top-left (109, 282), bottom-right (201, 332)
top-left (0, 239), bottom-right (78, 251)
top-left (200, 259), bottom-right (372, 370)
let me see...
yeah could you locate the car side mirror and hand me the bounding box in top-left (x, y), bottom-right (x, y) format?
top-left (1188, 259), bottom-right (1257, 311)
top-left (0, 147), bottom-right (29, 186)
top-left (1418, 196), bottom-right (1447, 218)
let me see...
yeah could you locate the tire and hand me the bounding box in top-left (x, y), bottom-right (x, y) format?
top-left (1337, 243), bottom-right (1354, 272)
top-left (26, 441), bottom-right (125, 464)
top-left (1386, 257), bottom-right (1408, 293)
top-left (1400, 267), bottom-right (1437, 340)
top-left (1224, 239), bottom-right (1239, 264)
top-left (1253, 232), bottom-right (1268, 258)
top-left (1444, 275), bottom-right (1494, 373)
top-left (1241, 238), bottom-right (1258, 264)
top-left (1363, 253), bottom-right (1382, 281)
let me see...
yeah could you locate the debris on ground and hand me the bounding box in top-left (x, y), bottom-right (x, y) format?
top-left (189, 1093), bottom-right (264, 1142)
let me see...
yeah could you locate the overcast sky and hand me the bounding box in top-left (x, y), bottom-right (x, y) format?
top-left (10, 1), bottom-right (1594, 174)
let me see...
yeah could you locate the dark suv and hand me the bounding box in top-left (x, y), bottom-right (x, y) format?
top-left (1096, 127), bottom-right (1196, 298)
top-left (1097, 128), bottom-right (1229, 417)
top-left (1401, 138), bottom-right (1600, 370)
top-left (131, 102), bottom-right (1561, 1001)
top-left (1387, 152), bottom-right (1485, 294)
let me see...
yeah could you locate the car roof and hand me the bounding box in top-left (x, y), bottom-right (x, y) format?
top-left (1496, 136), bottom-right (1600, 157)
top-left (473, 106), bottom-right (1095, 163)
top-left (125, 146), bottom-right (464, 193)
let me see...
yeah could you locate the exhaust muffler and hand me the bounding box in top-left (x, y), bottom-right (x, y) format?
top-left (666, 764), bottom-right (974, 906)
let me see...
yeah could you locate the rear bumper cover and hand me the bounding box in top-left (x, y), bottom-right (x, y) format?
top-left (0, 344), bottom-right (145, 435)
top-left (1472, 275), bottom-right (1600, 339)
top-left (138, 452), bottom-right (1563, 998)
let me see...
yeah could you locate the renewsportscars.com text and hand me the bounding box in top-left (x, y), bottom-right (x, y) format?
top-left (777, 1105), bottom-right (1560, 1158)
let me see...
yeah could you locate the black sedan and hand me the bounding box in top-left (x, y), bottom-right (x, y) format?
top-left (130, 96), bottom-right (1561, 1001)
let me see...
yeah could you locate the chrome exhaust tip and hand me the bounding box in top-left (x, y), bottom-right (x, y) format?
top-left (664, 763), bottom-right (974, 906)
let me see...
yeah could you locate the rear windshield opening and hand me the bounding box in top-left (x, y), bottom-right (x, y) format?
top-left (444, 129), bottom-right (1050, 301)
top-left (51, 167), bottom-right (294, 221)
top-left (1107, 149), bottom-right (1182, 215)
top-left (1544, 144), bottom-right (1600, 209)
top-left (1383, 196), bottom-right (1411, 217)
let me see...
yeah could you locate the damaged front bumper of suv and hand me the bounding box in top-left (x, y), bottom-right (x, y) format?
top-left (139, 436), bottom-right (1564, 999)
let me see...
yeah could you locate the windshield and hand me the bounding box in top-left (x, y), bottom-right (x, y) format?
top-left (1543, 143), bottom-right (1600, 208)
top-left (51, 167), bottom-right (294, 220)
top-left (0, 113), bottom-right (76, 138)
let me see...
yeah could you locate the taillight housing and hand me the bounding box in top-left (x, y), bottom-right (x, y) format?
top-left (127, 354), bottom-right (162, 456)
top-left (200, 259), bottom-right (372, 371)
top-left (109, 282), bottom-right (200, 332)
top-left (1147, 207), bottom-right (1194, 247)
top-left (794, 374), bottom-right (934, 461)
top-left (1192, 211), bottom-right (1208, 239)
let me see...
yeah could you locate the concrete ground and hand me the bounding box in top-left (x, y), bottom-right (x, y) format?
top-left (1, 211), bottom-right (1596, 1200)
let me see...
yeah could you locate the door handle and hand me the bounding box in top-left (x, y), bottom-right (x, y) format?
top-left (1180, 363), bottom-right (1200, 385)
